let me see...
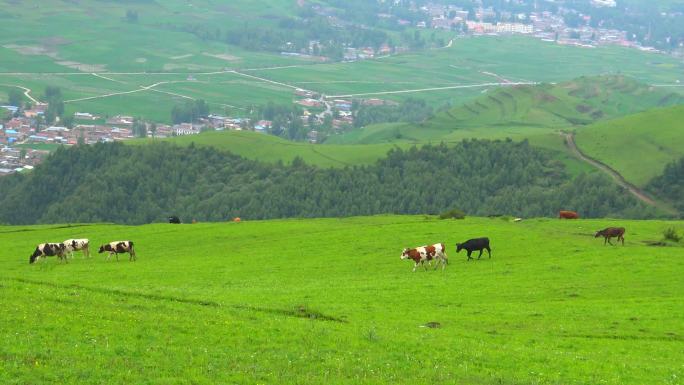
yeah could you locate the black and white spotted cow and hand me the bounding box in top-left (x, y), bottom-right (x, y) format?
top-left (98, 241), bottom-right (137, 261)
top-left (64, 239), bottom-right (90, 258)
top-left (29, 243), bottom-right (67, 264)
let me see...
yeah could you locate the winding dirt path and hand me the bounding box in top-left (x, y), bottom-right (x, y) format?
top-left (562, 132), bottom-right (676, 214)
top-left (325, 81), bottom-right (537, 99)
top-left (0, 84), bottom-right (39, 103)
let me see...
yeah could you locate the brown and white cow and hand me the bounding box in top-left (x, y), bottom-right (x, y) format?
top-left (559, 210), bottom-right (579, 219)
top-left (98, 241), bottom-right (136, 261)
top-left (401, 243), bottom-right (448, 272)
top-left (64, 239), bottom-right (90, 258)
top-left (30, 243), bottom-right (67, 264)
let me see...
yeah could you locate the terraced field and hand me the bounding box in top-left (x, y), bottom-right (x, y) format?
top-left (1, 216), bottom-right (683, 384)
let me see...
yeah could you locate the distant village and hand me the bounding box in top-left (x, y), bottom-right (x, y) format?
top-left (298, 0), bottom-right (664, 63)
top-left (0, 91), bottom-right (395, 176)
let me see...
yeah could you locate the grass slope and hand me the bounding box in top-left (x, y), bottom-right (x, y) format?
top-left (324, 76), bottom-right (684, 177)
top-left (132, 131), bottom-right (404, 168)
top-left (575, 105), bottom-right (684, 187)
top-left (133, 130), bottom-right (591, 176)
top-left (1, 216), bottom-right (683, 384)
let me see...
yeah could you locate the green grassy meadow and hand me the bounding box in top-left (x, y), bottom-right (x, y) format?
top-left (575, 105), bottom-right (684, 187)
top-left (1, 216), bottom-right (683, 384)
top-left (133, 131), bottom-right (404, 168)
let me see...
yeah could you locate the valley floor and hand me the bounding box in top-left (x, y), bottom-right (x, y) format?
top-left (1, 216), bottom-right (683, 384)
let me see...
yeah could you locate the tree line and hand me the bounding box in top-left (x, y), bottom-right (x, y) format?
top-left (0, 139), bottom-right (656, 225)
top-left (647, 156), bottom-right (684, 215)
top-left (353, 98), bottom-right (434, 128)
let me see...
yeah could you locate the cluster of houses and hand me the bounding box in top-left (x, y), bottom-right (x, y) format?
top-left (0, 146), bottom-right (46, 176)
top-left (408, 2), bottom-right (659, 52)
top-left (0, 106), bottom-right (253, 175)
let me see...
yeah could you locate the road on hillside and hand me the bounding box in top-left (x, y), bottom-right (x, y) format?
top-left (562, 132), bottom-right (676, 213)
top-left (0, 84), bottom-right (39, 104)
top-left (325, 81), bottom-right (537, 99)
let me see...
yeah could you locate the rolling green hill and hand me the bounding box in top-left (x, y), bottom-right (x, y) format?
top-left (574, 105), bottom-right (684, 188)
top-left (1, 216), bottom-right (683, 384)
top-left (327, 76), bottom-right (684, 145)
top-left (132, 131), bottom-right (403, 168)
top-left (326, 76), bottom-right (684, 186)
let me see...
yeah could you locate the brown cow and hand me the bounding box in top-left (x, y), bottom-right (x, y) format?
top-left (595, 227), bottom-right (625, 245)
top-left (559, 210), bottom-right (579, 219)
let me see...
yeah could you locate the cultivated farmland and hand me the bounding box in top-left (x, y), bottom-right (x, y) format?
top-left (1, 216), bottom-right (682, 384)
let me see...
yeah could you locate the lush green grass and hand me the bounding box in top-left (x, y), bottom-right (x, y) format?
top-left (0, 0), bottom-right (309, 73)
top-left (1, 216), bottom-right (683, 384)
top-left (575, 105), bottom-right (684, 187)
top-left (254, 36), bottom-right (684, 97)
top-left (133, 131), bottom-right (405, 168)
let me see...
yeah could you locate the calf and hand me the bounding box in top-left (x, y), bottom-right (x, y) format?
top-left (595, 227), bottom-right (625, 245)
top-left (63, 239), bottom-right (90, 258)
top-left (559, 210), bottom-right (579, 219)
top-left (456, 238), bottom-right (491, 260)
top-left (29, 243), bottom-right (67, 264)
top-left (168, 216), bottom-right (181, 224)
top-left (401, 243), bottom-right (448, 272)
top-left (98, 241), bottom-right (137, 261)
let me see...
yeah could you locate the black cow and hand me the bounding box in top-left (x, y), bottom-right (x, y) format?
top-left (30, 243), bottom-right (67, 264)
top-left (456, 238), bottom-right (491, 260)
top-left (168, 216), bottom-right (181, 224)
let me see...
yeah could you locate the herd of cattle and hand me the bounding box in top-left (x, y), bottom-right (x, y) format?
top-left (29, 239), bottom-right (136, 264)
top-left (400, 211), bottom-right (627, 272)
top-left (28, 211), bottom-right (626, 268)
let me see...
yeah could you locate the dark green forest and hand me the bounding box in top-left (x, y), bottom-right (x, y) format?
top-left (647, 157), bottom-right (684, 213)
top-left (0, 140), bottom-right (655, 225)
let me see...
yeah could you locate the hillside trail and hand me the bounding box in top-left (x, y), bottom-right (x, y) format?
top-left (561, 131), bottom-right (677, 214)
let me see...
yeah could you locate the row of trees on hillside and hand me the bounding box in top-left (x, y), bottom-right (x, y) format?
top-left (353, 98), bottom-right (434, 128)
top-left (647, 156), bottom-right (684, 214)
top-left (0, 140), bottom-right (654, 225)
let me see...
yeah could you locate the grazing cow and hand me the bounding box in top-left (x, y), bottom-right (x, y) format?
top-left (559, 210), bottom-right (579, 219)
top-left (168, 216), bottom-right (181, 224)
top-left (456, 238), bottom-right (491, 260)
top-left (98, 241), bottom-right (137, 261)
top-left (29, 243), bottom-right (67, 264)
top-left (401, 243), bottom-right (448, 272)
top-left (233, 217), bottom-right (241, 223)
top-left (63, 239), bottom-right (90, 258)
top-left (595, 227), bottom-right (626, 245)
